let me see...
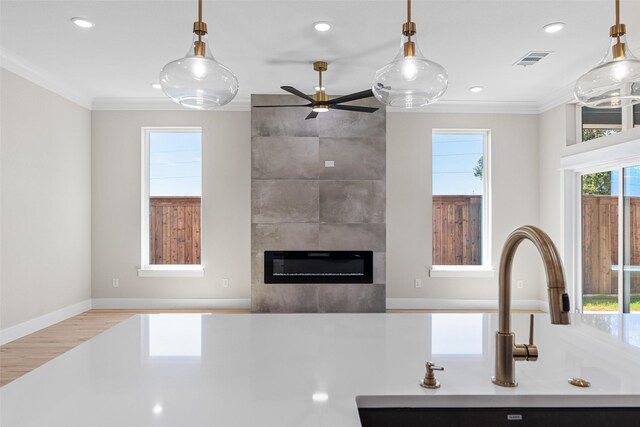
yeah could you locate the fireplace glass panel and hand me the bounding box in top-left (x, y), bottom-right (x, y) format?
top-left (265, 251), bottom-right (373, 284)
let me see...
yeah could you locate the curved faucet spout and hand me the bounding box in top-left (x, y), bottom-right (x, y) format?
top-left (493, 225), bottom-right (570, 387)
top-left (498, 225), bottom-right (570, 334)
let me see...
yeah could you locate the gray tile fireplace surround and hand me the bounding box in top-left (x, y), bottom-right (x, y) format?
top-left (251, 94), bottom-right (386, 313)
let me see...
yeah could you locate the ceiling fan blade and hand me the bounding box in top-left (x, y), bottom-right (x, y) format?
top-left (329, 104), bottom-right (379, 113)
top-left (253, 104), bottom-right (312, 108)
top-left (327, 89), bottom-right (375, 105)
top-left (281, 86), bottom-right (315, 102)
top-left (305, 111), bottom-right (319, 120)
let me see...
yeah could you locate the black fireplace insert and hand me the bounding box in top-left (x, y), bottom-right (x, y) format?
top-left (264, 251), bottom-right (373, 284)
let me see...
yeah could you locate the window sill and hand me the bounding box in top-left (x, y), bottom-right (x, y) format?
top-left (138, 266), bottom-right (204, 278)
top-left (429, 267), bottom-right (494, 278)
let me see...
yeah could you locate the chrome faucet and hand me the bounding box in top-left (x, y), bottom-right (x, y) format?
top-left (492, 225), bottom-right (571, 387)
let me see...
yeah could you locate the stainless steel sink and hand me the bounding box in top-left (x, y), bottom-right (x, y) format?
top-left (356, 395), bottom-right (640, 427)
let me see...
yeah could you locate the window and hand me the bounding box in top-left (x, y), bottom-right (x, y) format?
top-left (580, 107), bottom-right (622, 142)
top-left (140, 128), bottom-right (203, 276)
top-left (430, 130), bottom-right (491, 276)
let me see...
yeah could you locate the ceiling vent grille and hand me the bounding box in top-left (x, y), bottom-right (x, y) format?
top-left (513, 51), bottom-right (552, 67)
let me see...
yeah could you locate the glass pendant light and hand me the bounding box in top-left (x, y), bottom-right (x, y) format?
top-left (160, 0), bottom-right (238, 109)
top-left (574, 0), bottom-right (640, 108)
top-left (372, 0), bottom-right (448, 108)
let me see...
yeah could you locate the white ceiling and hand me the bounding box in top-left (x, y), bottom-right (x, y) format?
top-left (2, 0), bottom-right (640, 112)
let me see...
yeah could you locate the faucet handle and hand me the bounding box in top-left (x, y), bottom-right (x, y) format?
top-left (528, 313), bottom-right (534, 346)
top-left (515, 314), bottom-right (539, 361)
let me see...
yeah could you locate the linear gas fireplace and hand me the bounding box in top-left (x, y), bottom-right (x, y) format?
top-left (264, 251), bottom-right (373, 284)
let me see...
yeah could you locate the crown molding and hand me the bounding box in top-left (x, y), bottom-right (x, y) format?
top-left (387, 99), bottom-right (541, 115)
top-left (0, 48), bottom-right (93, 109)
top-left (92, 95), bottom-right (252, 111)
top-left (94, 96), bottom-right (549, 114)
top-left (536, 81), bottom-right (577, 114)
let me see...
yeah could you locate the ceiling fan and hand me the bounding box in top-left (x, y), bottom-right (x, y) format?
top-left (253, 61), bottom-right (379, 120)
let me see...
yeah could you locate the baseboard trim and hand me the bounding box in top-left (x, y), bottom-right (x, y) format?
top-left (386, 298), bottom-right (548, 312)
top-left (91, 298), bottom-right (251, 310)
top-left (0, 299), bottom-right (93, 345)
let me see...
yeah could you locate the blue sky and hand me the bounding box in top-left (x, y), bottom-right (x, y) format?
top-left (601, 168), bottom-right (640, 196)
top-left (432, 133), bottom-right (484, 196)
top-left (149, 132), bottom-right (202, 197)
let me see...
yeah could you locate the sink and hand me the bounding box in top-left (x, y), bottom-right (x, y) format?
top-left (356, 395), bottom-right (640, 427)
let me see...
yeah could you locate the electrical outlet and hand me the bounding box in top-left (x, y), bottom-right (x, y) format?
top-left (517, 280), bottom-right (524, 289)
top-left (112, 278), bottom-right (119, 288)
top-left (222, 278), bottom-right (229, 288)
top-left (414, 278), bottom-right (422, 288)
top-left (324, 160), bottom-right (335, 168)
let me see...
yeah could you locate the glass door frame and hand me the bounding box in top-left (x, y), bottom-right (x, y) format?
top-left (561, 136), bottom-right (640, 314)
top-left (570, 161), bottom-right (640, 313)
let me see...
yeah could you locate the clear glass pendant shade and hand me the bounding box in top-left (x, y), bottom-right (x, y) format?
top-left (160, 33), bottom-right (239, 109)
top-left (372, 34), bottom-right (448, 108)
top-left (574, 34), bottom-right (640, 108)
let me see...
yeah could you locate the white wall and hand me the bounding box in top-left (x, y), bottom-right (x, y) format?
top-left (538, 105), bottom-right (571, 256)
top-left (386, 112), bottom-right (544, 302)
top-left (0, 69), bottom-right (92, 329)
top-left (91, 111), bottom-right (251, 300)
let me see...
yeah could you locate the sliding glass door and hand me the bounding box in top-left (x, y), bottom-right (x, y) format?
top-left (623, 167), bottom-right (640, 313)
top-left (581, 167), bottom-right (640, 313)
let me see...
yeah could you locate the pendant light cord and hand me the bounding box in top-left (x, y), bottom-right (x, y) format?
top-left (198, 0), bottom-right (203, 43)
top-left (407, 0), bottom-right (412, 43)
top-left (616, 0), bottom-right (620, 44)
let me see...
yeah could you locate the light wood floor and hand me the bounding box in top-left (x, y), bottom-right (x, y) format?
top-left (0, 308), bottom-right (540, 387)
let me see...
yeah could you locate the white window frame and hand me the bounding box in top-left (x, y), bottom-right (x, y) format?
top-left (429, 129), bottom-right (493, 278)
top-left (138, 127), bottom-right (204, 278)
top-left (561, 136), bottom-right (640, 313)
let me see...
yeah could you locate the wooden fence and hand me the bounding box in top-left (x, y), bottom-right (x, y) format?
top-left (150, 197), bottom-right (201, 265)
top-left (432, 195), bottom-right (482, 265)
top-left (582, 195), bottom-right (640, 294)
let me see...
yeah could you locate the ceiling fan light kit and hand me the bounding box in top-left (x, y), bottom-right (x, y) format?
top-left (371, 0), bottom-right (448, 108)
top-left (574, 0), bottom-right (640, 108)
top-left (159, 0), bottom-right (238, 109)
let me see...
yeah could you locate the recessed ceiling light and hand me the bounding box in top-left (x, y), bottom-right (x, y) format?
top-left (469, 86), bottom-right (484, 93)
top-left (312, 392), bottom-right (329, 402)
top-left (314, 22), bottom-right (331, 32)
top-left (151, 83), bottom-right (162, 90)
top-left (71, 17), bottom-right (95, 28)
top-left (543, 22), bottom-right (565, 33)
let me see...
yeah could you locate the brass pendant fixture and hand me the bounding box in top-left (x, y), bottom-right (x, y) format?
top-left (574, 0), bottom-right (640, 108)
top-left (371, 0), bottom-right (448, 108)
top-left (159, 0), bottom-right (238, 109)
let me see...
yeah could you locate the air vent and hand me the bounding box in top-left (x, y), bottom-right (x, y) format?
top-left (513, 51), bottom-right (552, 67)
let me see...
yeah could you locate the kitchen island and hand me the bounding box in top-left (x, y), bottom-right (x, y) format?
top-left (1, 313), bottom-right (639, 426)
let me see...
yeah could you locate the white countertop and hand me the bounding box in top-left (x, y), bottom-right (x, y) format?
top-left (1, 313), bottom-right (639, 426)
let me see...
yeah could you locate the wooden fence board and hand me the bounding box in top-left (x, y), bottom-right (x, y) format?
top-left (149, 197), bottom-right (201, 265)
top-left (432, 195), bottom-right (482, 266)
